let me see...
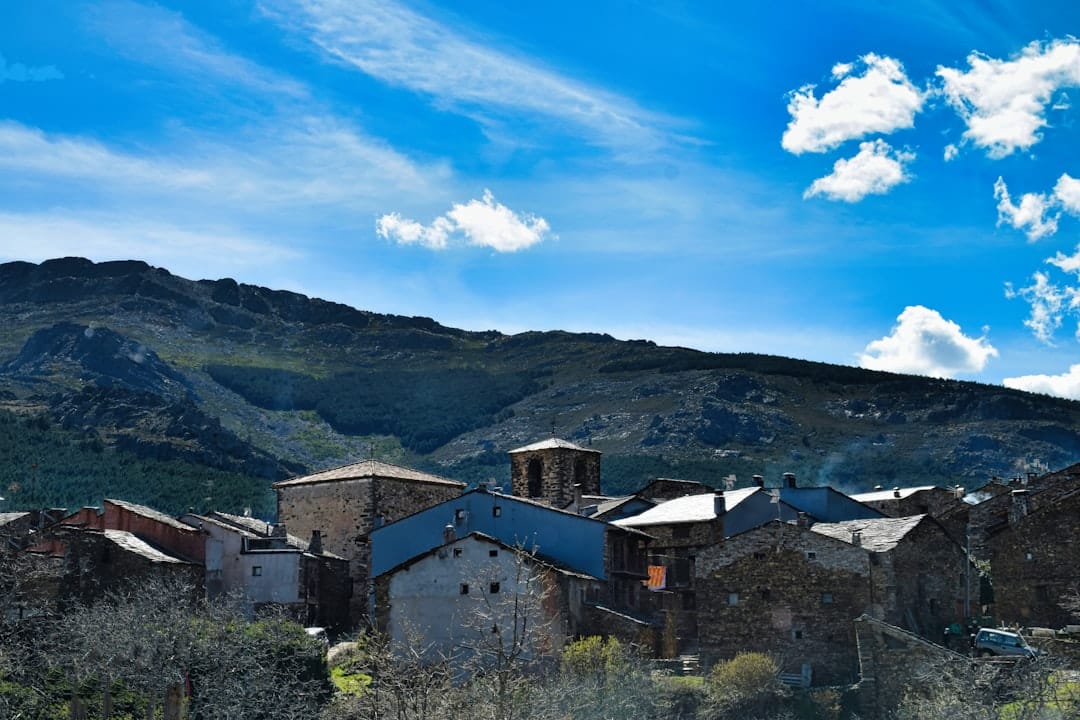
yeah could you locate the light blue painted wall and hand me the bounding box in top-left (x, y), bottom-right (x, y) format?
top-left (372, 489), bottom-right (610, 579)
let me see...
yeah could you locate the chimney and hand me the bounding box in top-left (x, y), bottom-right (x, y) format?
top-left (796, 511), bottom-right (812, 529)
top-left (1009, 489), bottom-right (1030, 523)
top-left (270, 523), bottom-right (287, 538)
top-left (892, 487), bottom-right (901, 499)
top-left (713, 489), bottom-right (726, 517)
top-left (783, 472), bottom-right (797, 489)
top-left (443, 523), bottom-right (457, 545)
top-left (752, 474), bottom-right (765, 489)
top-left (954, 485), bottom-right (965, 500)
top-left (309, 530), bottom-right (323, 555)
top-left (573, 483), bottom-right (583, 511)
top-left (1026, 472), bottom-right (1037, 484)
top-left (851, 530), bottom-right (862, 546)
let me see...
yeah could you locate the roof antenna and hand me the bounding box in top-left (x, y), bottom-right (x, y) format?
top-left (551, 420), bottom-right (556, 438)
top-left (369, 444), bottom-right (375, 461)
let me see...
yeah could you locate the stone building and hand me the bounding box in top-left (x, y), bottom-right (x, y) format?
top-left (615, 476), bottom-right (882, 652)
top-left (850, 485), bottom-right (965, 521)
top-left (274, 459), bottom-right (465, 623)
top-left (509, 438), bottom-right (600, 507)
top-left (695, 520), bottom-right (871, 684)
top-left (695, 514), bottom-right (971, 684)
top-left (985, 485), bottom-right (1080, 628)
top-left (370, 485), bottom-right (652, 644)
top-left (373, 531), bottom-right (600, 662)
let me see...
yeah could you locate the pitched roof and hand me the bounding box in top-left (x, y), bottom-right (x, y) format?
top-left (0, 512), bottom-right (31, 527)
top-left (508, 438), bottom-right (600, 454)
top-left (613, 488), bottom-right (758, 527)
top-left (850, 486), bottom-right (941, 503)
top-left (378, 530), bottom-right (600, 581)
top-left (273, 459), bottom-right (464, 489)
top-left (809, 514), bottom-right (926, 552)
top-left (102, 529), bottom-right (193, 564)
top-left (105, 499), bottom-right (197, 533)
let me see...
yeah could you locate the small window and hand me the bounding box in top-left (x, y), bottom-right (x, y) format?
top-left (760, 588), bottom-right (771, 601)
top-left (489, 549), bottom-right (498, 557)
top-left (459, 583), bottom-right (469, 595)
top-left (492, 506), bottom-right (502, 518)
top-left (489, 582), bottom-right (501, 594)
top-left (753, 552), bottom-right (765, 560)
top-left (252, 566), bottom-right (262, 577)
top-left (807, 551), bottom-right (816, 560)
top-left (728, 592), bottom-right (739, 606)
top-left (672, 525), bottom-right (691, 539)
top-left (793, 630), bottom-right (804, 640)
top-left (455, 508), bottom-right (466, 522)
top-left (1025, 552), bottom-right (1033, 561)
top-left (821, 593), bottom-right (833, 604)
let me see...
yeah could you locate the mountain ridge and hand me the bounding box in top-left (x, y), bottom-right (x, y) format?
top-left (0, 257), bottom-right (1077, 514)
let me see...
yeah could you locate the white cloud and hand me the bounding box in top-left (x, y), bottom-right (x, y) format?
top-left (1005, 271), bottom-right (1077, 343)
top-left (994, 173), bottom-right (1080, 241)
top-left (937, 39), bottom-right (1080, 158)
top-left (1004, 364), bottom-right (1080, 399)
top-left (943, 143), bottom-right (959, 161)
top-left (1055, 174), bottom-right (1080, 212)
top-left (994, 177), bottom-right (1059, 240)
top-left (859, 305), bottom-right (998, 378)
top-left (804, 139), bottom-right (915, 202)
top-left (0, 53), bottom-right (63, 83)
top-left (257, 0), bottom-right (675, 154)
top-left (782, 54), bottom-right (925, 155)
top-left (377, 190), bottom-right (551, 252)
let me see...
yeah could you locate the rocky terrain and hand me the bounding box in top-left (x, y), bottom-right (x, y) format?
top-left (1, 256), bottom-right (1078, 513)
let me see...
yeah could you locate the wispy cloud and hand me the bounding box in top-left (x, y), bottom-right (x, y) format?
top-left (1005, 270), bottom-right (1075, 343)
top-left (86, 0), bottom-right (307, 101)
top-left (257, 0), bottom-right (678, 154)
top-left (1004, 364), bottom-right (1080, 399)
top-left (937, 39), bottom-right (1080, 158)
top-left (994, 173), bottom-right (1080, 241)
top-left (0, 53), bottom-right (63, 83)
top-left (804, 140), bottom-right (915, 202)
top-left (858, 305), bottom-right (997, 377)
top-left (782, 54), bottom-right (924, 155)
top-left (377, 190), bottom-right (551, 253)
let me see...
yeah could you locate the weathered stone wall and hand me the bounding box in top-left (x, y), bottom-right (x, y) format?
top-left (696, 522), bottom-right (871, 684)
top-left (510, 448), bottom-right (600, 506)
top-left (889, 520), bottom-right (971, 638)
top-left (988, 489), bottom-right (1080, 628)
top-left (277, 475), bottom-right (461, 623)
top-left (102, 501), bottom-right (206, 563)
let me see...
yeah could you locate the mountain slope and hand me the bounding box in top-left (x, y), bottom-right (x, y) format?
top-left (0, 257), bottom-right (1077, 512)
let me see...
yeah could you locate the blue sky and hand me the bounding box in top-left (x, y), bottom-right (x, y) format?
top-left (3, 2), bottom-right (1080, 395)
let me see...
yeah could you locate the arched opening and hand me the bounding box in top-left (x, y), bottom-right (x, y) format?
top-left (573, 457), bottom-right (588, 489)
top-left (527, 458), bottom-right (543, 498)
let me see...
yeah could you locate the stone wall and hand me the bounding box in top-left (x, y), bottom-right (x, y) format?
top-left (509, 447), bottom-right (600, 506)
top-left (696, 521), bottom-right (870, 684)
top-left (277, 475), bottom-right (462, 624)
top-left (889, 520), bottom-right (972, 637)
top-left (988, 488), bottom-right (1080, 628)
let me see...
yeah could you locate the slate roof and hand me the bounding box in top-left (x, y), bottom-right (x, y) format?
top-left (508, 438), bottom-right (600, 454)
top-left (102, 529), bottom-right (193, 564)
top-left (0, 512), bottom-right (30, 527)
top-left (106, 499), bottom-right (197, 532)
top-left (810, 514), bottom-right (926, 552)
top-left (850, 486), bottom-right (941, 503)
top-left (378, 530), bottom-right (601, 581)
top-left (613, 488), bottom-right (758, 527)
top-left (273, 459), bottom-right (464, 488)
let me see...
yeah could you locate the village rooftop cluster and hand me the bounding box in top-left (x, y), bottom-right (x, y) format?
top-left (2, 436), bottom-right (1078, 694)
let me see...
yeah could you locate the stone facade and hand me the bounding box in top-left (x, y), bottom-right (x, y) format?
top-left (509, 438), bottom-right (601, 507)
top-left (696, 521), bottom-right (870, 684)
top-left (274, 459), bottom-right (465, 623)
top-left (986, 487), bottom-right (1080, 628)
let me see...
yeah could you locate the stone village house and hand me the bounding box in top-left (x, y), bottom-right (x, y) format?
top-left (274, 459), bottom-right (466, 624)
top-left (695, 514), bottom-right (973, 684)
